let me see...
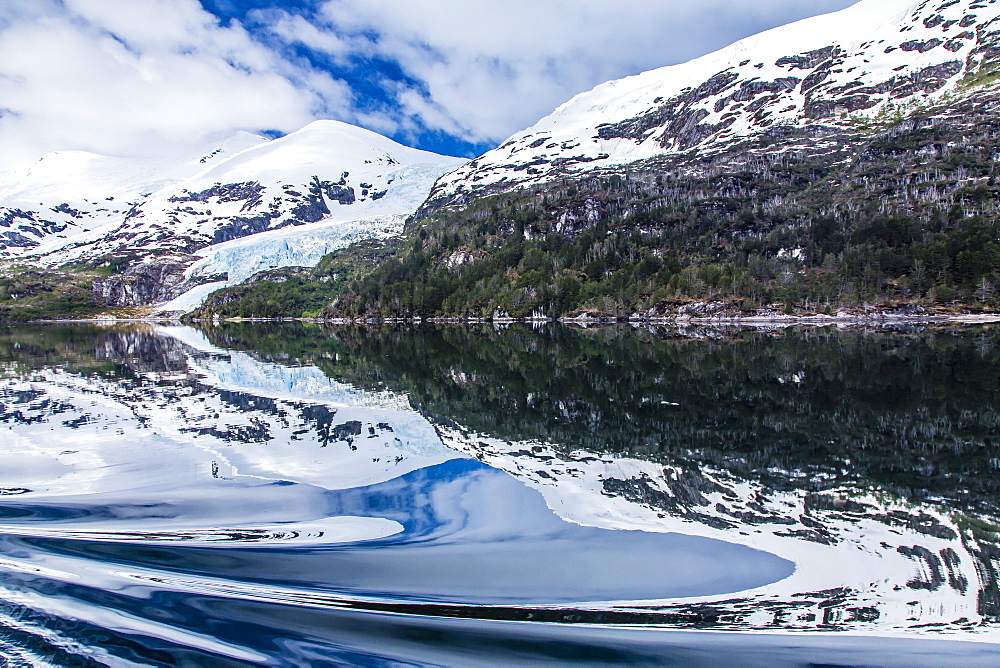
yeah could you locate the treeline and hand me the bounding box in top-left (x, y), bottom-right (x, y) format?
top-left (328, 206), bottom-right (1000, 319)
top-left (190, 239), bottom-right (399, 319)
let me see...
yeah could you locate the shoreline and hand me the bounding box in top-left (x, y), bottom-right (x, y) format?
top-left (17, 313), bottom-right (1000, 327)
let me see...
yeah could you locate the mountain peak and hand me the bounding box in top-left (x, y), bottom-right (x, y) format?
top-left (0, 119), bottom-right (465, 314)
top-left (426, 0), bottom-right (999, 211)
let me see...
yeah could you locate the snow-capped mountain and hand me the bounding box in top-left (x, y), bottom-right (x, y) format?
top-left (0, 132), bottom-right (267, 258)
top-left (52, 121), bottom-right (464, 264)
top-left (0, 121), bottom-right (465, 308)
top-left (426, 0), bottom-right (1000, 210)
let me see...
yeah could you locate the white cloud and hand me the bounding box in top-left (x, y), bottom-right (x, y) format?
top-left (0, 0), bottom-right (861, 168)
top-left (295, 0), bottom-right (859, 146)
top-left (0, 0), bottom-right (350, 168)
top-left (269, 13), bottom-right (352, 58)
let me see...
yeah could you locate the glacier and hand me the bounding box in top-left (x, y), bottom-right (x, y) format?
top-left (1, 120), bottom-right (465, 310)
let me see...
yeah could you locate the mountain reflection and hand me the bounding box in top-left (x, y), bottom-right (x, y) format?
top-left (2, 321), bottom-right (1000, 652)
top-left (189, 321), bottom-right (1000, 513)
top-left (188, 321), bottom-right (1000, 630)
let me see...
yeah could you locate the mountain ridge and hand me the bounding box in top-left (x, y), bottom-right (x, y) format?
top-left (0, 120), bottom-right (464, 318)
top-left (276, 0), bottom-right (1000, 322)
top-left (422, 0), bottom-right (999, 215)
top-left (5, 0), bottom-right (1000, 321)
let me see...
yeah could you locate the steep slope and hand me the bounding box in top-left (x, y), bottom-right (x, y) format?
top-left (0, 121), bottom-right (465, 315)
top-left (87, 121), bottom-right (464, 309)
top-left (0, 133), bottom-right (267, 258)
top-left (52, 121), bottom-right (464, 266)
top-left (311, 0), bottom-right (1000, 320)
top-left (156, 215), bottom-right (406, 314)
top-left (426, 0), bottom-right (999, 212)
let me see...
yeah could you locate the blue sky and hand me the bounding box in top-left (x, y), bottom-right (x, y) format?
top-left (0, 0), bottom-right (858, 166)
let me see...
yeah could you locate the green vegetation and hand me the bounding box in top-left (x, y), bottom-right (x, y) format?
top-left (185, 88), bottom-right (1000, 321)
top-left (957, 514), bottom-right (1000, 540)
top-left (189, 239), bottom-right (399, 319)
top-left (7, 85), bottom-right (1000, 323)
top-left (331, 187), bottom-right (1000, 319)
top-left (0, 263), bottom-right (112, 321)
top-left (958, 60), bottom-right (1000, 91)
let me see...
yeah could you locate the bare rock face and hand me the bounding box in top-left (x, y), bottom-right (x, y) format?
top-left (0, 208), bottom-right (69, 254)
top-left (93, 259), bottom-right (192, 307)
top-left (425, 0), bottom-right (1000, 214)
top-left (84, 173), bottom-right (365, 307)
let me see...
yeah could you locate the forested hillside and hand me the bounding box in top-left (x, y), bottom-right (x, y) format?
top-left (195, 85), bottom-right (1000, 320)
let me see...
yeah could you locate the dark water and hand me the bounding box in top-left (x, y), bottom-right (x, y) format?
top-left (0, 322), bottom-right (999, 666)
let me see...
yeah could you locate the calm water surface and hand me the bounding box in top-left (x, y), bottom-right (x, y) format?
top-left (0, 322), bottom-right (999, 666)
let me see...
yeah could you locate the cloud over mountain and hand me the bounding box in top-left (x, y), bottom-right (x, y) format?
top-left (0, 0), bottom-right (857, 166)
top-left (0, 0), bottom-right (346, 167)
top-left (265, 0), bottom-right (857, 149)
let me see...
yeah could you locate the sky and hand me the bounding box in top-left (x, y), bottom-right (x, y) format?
top-left (0, 0), bottom-right (859, 167)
